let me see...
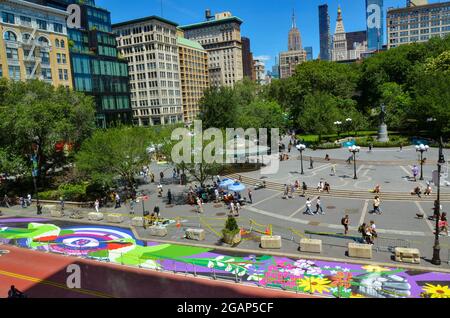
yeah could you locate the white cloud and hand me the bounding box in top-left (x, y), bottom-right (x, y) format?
top-left (254, 55), bottom-right (271, 62)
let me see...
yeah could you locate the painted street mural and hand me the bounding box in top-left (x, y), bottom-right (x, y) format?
top-left (0, 218), bottom-right (450, 298)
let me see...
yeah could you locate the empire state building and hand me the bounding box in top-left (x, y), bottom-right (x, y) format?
top-left (288, 10), bottom-right (302, 51)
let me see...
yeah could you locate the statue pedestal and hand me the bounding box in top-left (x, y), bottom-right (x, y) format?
top-left (378, 123), bottom-right (389, 142)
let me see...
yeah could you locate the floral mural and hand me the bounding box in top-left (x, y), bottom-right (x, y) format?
top-left (0, 217), bottom-right (449, 298)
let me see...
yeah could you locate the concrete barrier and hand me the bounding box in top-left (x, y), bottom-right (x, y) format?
top-left (395, 247), bottom-right (420, 264)
top-left (148, 226), bottom-right (168, 237)
top-left (131, 217), bottom-right (145, 227)
top-left (106, 213), bottom-right (124, 224)
top-left (88, 212), bottom-right (104, 221)
top-left (300, 238), bottom-right (322, 253)
top-left (261, 235), bottom-right (282, 249)
top-left (348, 243), bottom-right (372, 259)
top-left (185, 228), bottom-right (206, 241)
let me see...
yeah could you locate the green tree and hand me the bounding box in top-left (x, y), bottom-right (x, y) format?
top-left (237, 99), bottom-right (285, 131)
top-left (199, 86), bottom-right (238, 129)
top-left (379, 82), bottom-right (411, 130)
top-left (75, 126), bottom-right (156, 191)
top-left (298, 92), bottom-right (340, 142)
top-left (0, 149), bottom-right (28, 176)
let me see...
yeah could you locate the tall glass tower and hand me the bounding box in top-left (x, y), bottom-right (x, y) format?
top-left (318, 4), bottom-right (331, 61)
top-left (366, 0), bottom-right (384, 51)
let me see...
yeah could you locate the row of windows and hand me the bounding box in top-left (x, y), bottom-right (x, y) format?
top-left (115, 24), bottom-right (176, 37)
top-left (2, 12), bottom-right (64, 34)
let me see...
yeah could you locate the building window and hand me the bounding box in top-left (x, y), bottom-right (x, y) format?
top-left (37, 19), bottom-right (47, 30)
top-left (3, 31), bottom-right (17, 41)
top-left (62, 54), bottom-right (67, 64)
top-left (54, 23), bottom-right (63, 33)
top-left (20, 16), bottom-right (31, 27)
top-left (38, 36), bottom-right (49, 46)
top-left (42, 68), bottom-right (52, 80)
top-left (63, 69), bottom-right (68, 81)
top-left (40, 52), bottom-right (50, 64)
top-left (60, 39), bottom-right (65, 48)
top-left (6, 48), bottom-right (18, 60)
top-left (2, 12), bottom-right (14, 24)
top-left (55, 39), bottom-right (60, 48)
top-left (22, 33), bottom-right (31, 43)
top-left (59, 69), bottom-right (63, 80)
top-left (8, 66), bottom-right (20, 81)
top-left (57, 53), bottom-right (61, 64)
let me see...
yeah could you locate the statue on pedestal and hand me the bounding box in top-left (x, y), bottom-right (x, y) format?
top-left (378, 103), bottom-right (389, 142)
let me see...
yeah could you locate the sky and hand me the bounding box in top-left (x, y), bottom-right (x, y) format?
top-left (97, 0), bottom-right (443, 72)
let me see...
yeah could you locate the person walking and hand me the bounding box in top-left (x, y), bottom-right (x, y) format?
top-left (167, 189), bottom-right (172, 205)
top-left (27, 194), bottom-right (32, 207)
top-left (399, 143), bottom-right (403, 152)
top-left (301, 182), bottom-right (307, 197)
top-left (115, 193), bottom-right (121, 208)
top-left (160, 171), bottom-right (164, 183)
top-left (304, 198), bottom-right (313, 215)
top-left (235, 201), bottom-right (241, 217)
top-left (94, 199), bottom-right (100, 213)
top-left (369, 220), bottom-right (378, 239)
top-left (368, 143), bottom-right (373, 152)
top-left (290, 184), bottom-right (295, 198)
top-left (342, 215), bottom-right (350, 235)
top-left (196, 197), bottom-right (204, 214)
top-left (150, 172), bottom-right (155, 183)
top-left (157, 184), bottom-right (163, 197)
top-left (412, 165), bottom-right (419, 182)
top-left (248, 189), bottom-right (253, 204)
top-left (59, 196), bottom-right (65, 213)
top-left (331, 164), bottom-right (336, 176)
top-left (315, 197), bottom-right (324, 215)
top-left (2, 194), bottom-right (10, 208)
top-left (373, 196), bottom-right (382, 215)
top-left (309, 157), bottom-right (314, 169)
top-left (153, 206), bottom-right (160, 219)
top-left (130, 198), bottom-right (136, 215)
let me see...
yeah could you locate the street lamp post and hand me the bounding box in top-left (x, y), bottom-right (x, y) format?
top-left (431, 138), bottom-right (445, 265)
top-left (415, 144), bottom-right (429, 181)
top-left (349, 145), bottom-right (361, 179)
top-left (296, 144), bottom-right (306, 175)
top-left (31, 137), bottom-right (42, 215)
top-left (346, 118), bottom-right (352, 136)
top-left (334, 121), bottom-right (342, 137)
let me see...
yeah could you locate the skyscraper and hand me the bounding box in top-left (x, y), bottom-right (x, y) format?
top-left (366, 0), bottom-right (384, 51)
top-left (305, 47), bottom-right (313, 61)
top-left (332, 6), bottom-right (348, 61)
top-left (241, 37), bottom-right (254, 80)
top-left (288, 9), bottom-right (302, 51)
top-left (318, 4), bottom-right (331, 61)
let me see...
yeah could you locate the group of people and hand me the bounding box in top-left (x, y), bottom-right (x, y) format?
top-left (358, 221), bottom-right (378, 244)
top-left (411, 182), bottom-right (433, 198)
top-left (304, 197), bottom-right (325, 215)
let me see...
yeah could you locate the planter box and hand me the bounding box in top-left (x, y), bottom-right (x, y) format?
top-left (222, 232), bottom-right (241, 245)
top-left (50, 210), bottom-right (64, 218)
top-left (395, 247), bottom-right (420, 264)
top-left (148, 226), bottom-right (167, 237)
top-left (348, 243), bottom-right (372, 259)
top-left (106, 214), bottom-right (124, 223)
top-left (261, 235), bottom-right (282, 249)
top-left (300, 238), bottom-right (322, 253)
top-left (185, 228), bottom-right (205, 241)
top-left (131, 217), bottom-right (145, 227)
top-left (88, 212), bottom-right (104, 221)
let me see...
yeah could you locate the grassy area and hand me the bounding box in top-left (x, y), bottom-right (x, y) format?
top-left (297, 130), bottom-right (385, 143)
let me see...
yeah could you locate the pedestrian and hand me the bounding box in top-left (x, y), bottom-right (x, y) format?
top-left (315, 197), bottom-right (324, 215)
top-left (342, 215), bottom-right (349, 235)
top-left (215, 188), bottom-right (220, 203)
top-left (301, 182), bottom-right (307, 197)
top-left (8, 285), bottom-right (25, 298)
top-left (373, 196), bottom-right (382, 215)
top-left (331, 164), bottom-right (336, 176)
top-left (309, 157), bottom-right (314, 169)
top-left (346, 155), bottom-right (353, 164)
top-left (173, 168), bottom-right (177, 179)
top-left (153, 206), bottom-right (160, 219)
top-left (94, 199), bottom-right (100, 213)
top-left (370, 220), bottom-right (378, 239)
top-left (288, 143), bottom-right (292, 153)
top-left (229, 200), bottom-right (235, 215)
top-left (368, 143), bottom-right (373, 152)
top-left (196, 197), bottom-right (204, 214)
top-left (27, 194), bottom-right (32, 207)
top-left (305, 198), bottom-right (313, 215)
top-left (323, 182), bottom-right (330, 194)
top-left (235, 201), bottom-right (241, 216)
top-left (412, 165), bottom-right (419, 182)
top-left (160, 171), bottom-right (164, 183)
top-left (283, 184), bottom-right (288, 199)
top-left (248, 189), bottom-right (253, 204)
top-left (290, 184), bottom-right (295, 198)
top-left (399, 143), bottom-right (403, 152)
top-left (317, 180), bottom-right (324, 192)
top-left (60, 196), bottom-right (65, 213)
top-left (325, 154), bottom-right (330, 161)
top-left (157, 184), bottom-right (163, 197)
top-left (19, 196), bottom-right (25, 208)
top-left (115, 193), bottom-right (121, 208)
top-left (2, 194), bottom-right (10, 208)
top-left (130, 197), bottom-right (136, 215)
top-left (150, 172), bottom-right (155, 183)
top-left (167, 189), bottom-right (172, 205)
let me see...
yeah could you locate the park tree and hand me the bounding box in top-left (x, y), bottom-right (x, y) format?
top-left (379, 82), bottom-right (411, 131)
top-left (0, 148), bottom-right (28, 177)
top-left (298, 92), bottom-right (340, 142)
top-left (75, 126), bottom-right (157, 192)
top-left (199, 86), bottom-right (239, 129)
top-left (0, 80), bottom-right (96, 178)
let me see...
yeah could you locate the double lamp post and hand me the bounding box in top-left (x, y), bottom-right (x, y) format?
top-left (296, 143), bottom-right (306, 175)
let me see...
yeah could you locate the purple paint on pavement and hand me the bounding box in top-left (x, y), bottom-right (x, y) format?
top-left (0, 218), bottom-right (47, 223)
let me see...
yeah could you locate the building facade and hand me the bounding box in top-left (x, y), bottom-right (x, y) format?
top-left (0, 0), bottom-right (72, 87)
top-left (318, 4), bottom-right (331, 61)
top-left (113, 16), bottom-right (183, 126)
top-left (177, 36), bottom-right (208, 124)
top-left (366, 0), bottom-right (384, 51)
top-left (407, 0), bottom-right (428, 7)
top-left (387, 1), bottom-right (450, 49)
top-left (305, 46), bottom-right (313, 60)
top-left (241, 36), bottom-right (254, 80)
top-left (253, 59), bottom-right (265, 85)
top-left (332, 7), bottom-right (348, 61)
top-left (288, 10), bottom-right (302, 51)
top-left (179, 11), bottom-right (244, 87)
top-left (25, 0), bottom-right (133, 128)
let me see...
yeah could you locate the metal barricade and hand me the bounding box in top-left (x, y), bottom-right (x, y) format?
top-left (374, 237), bottom-right (410, 253)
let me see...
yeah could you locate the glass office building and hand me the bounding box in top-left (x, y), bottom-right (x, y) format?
top-left (318, 4), bottom-right (331, 61)
top-left (25, 0), bottom-right (132, 127)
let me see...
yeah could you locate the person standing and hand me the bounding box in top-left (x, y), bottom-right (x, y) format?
top-left (2, 194), bottom-right (10, 208)
top-left (309, 157), bottom-right (314, 169)
top-left (157, 184), bottom-right (163, 197)
top-left (196, 197), bottom-right (204, 214)
top-left (153, 206), bottom-right (160, 219)
top-left (331, 164), bottom-right (336, 176)
top-left (235, 201), bottom-right (241, 217)
top-left (305, 198), bottom-right (313, 215)
top-left (94, 199), bottom-right (100, 213)
top-left (315, 197), bottom-right (324, 215)
top-left (160, 171), bottom-right (164, 183)
top-left (399, 143), bottom-right (403, 152)
top-left (342, 215), bottom-right (350, 235)
top-left (301, 182), bottom-right (307, 197)
top-left (130, 197), bottom-right (136, 215)
top-left (150, 172), bottom-right (155, 183)
top-left (115, 193), bottom-right (121, 208)
top-left (27, 194), bottom-right (32, 207)
top-left (373, 196), bottom-right (382, 215)
top-left (59, 196), bottom-right (65, 212)
top-left (370, 220), bottom-right (377, 239)
top-left (412, 165), bottom-right (419, 182)
top-left (368, 143), bottom-right (373, 152)
top-left (248, 189), bottom-right (253, 204)
top-left (167, 189), bottom-right (172, 205)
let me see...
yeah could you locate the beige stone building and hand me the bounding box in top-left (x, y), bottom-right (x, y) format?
top-left (387, 1), bottom-right (450, 49)
top-left (0, 0), bottom-right (72, 88)
top-left (177, 35), bottom-right (209, 123)
top-left (113, 16), bottom-right (183, 126)
top-left (179, 11), bottom-right (243, 87)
